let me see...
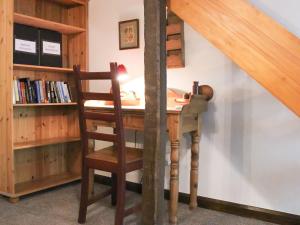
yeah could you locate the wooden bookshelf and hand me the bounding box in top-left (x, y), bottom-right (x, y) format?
top-left (14, 13), bottom-right (86, 34)
top-left (14, 137), bottom-right (80, 150)
top-left (14, 64), bottom-right (73, 73)
top-left (0, 0), bottom-right (88, 201)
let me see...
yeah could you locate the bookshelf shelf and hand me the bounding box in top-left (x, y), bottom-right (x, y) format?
top-left (14, 13), bottom-right (86, 34)
top-left (15, 172), bottom-right (81, 196)
top-left (50, 0), bottom-right (85, 6)
top-left (13, 103), bottom-right (77, 107)
top-left (14, 137), bottom-right (81, 150)
top-left (14, 64), bottom-right (73, 73)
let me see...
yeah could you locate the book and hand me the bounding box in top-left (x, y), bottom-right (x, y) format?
top-left (62, 83), bottom-right (71, 103)
top-left (14, 80), bottom-right (20, 103)
top-left (65, 82), bottom-right (73, 102)
top-left (39, 80), bottom-right (45, 103)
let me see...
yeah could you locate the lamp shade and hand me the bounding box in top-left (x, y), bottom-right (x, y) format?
top-left (117, 64), bottom-right (129, 81)
top-left (117, 64), bottom-right (127, 75)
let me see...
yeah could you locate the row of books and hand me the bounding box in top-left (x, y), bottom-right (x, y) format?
top-left (13, 78), bottom-right (73, 104)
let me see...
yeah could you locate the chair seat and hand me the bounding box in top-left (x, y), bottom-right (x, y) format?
top-left (85, 146), bottom-right (143, 172)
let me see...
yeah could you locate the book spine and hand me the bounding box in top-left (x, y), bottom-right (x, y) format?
top-left (26, 79), bottom-right (33, 103)
top-left (50, 81), bottom-right (57, 103)
top-left (58, 81), bottom-right (65, 103)
top-left (46, 81), bottom-right (51, 103)
top-left (54, 81), bottom-right (61, 103)
top-left (42, 80), bottom-right (48, 103)
top-left (65, 82), bottom-right (73, 102)
top-left (20, 82), bottom-right (26, 104)
top-left (35, 80), bottom-right (41, 103)
top-left (31, 81), bottom-right (36, 103)
top-left (17, 80), bottom-right (22, 103)
top-left (13, 87), bottom-right (16, 104)
top-left (39, 80), bottom-right (44, 103)
top-left (23, 80), bottom-right (30, 103)
top-left (14, 80), bottom-right (20, 103)
top-left (63, 83), bottom-right (71, 103)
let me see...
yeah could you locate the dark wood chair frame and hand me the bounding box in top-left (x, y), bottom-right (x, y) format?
top-left (74, 63), bottom-right (143, 225)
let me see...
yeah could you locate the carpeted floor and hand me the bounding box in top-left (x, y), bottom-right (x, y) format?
top-left (0, 183), bottom-right (276, 225)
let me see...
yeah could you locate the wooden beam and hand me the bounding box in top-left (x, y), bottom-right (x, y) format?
top-left (143, 0), bottom-right (167, 224)
top-left (169, 0), bottom-right (300, 117)
top-left (0, 0), bottom-right (14, 194)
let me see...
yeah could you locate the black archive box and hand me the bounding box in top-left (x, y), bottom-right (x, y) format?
top-left (39, 29), bottom-right (62, 67)
top-left (13, 23), bottom-right (39, 65)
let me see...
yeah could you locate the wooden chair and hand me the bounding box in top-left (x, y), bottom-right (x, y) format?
top-left (74, 63), bottom-right (143, 225)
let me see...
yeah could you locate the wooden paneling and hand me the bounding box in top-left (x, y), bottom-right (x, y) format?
top-left (13, 107), bottom-right (79, 145)
top-left (169, 0), bottom-right (300, 116)
top-left (0, 0), bottom-right (14, 194)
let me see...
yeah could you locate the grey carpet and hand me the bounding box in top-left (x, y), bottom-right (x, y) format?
top-left (0, 183), bottom-right (276, 225)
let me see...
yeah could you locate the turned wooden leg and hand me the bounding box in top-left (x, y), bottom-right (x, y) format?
top-left (190, 131), bottom-right (200, 209)
top-left (9, 197), bottom-right (20, 204)
top-left (169, 140), bottom-right (180, 225)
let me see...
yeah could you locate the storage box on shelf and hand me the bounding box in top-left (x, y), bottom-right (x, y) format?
top-left (0, 0), bottom-right (89, 202)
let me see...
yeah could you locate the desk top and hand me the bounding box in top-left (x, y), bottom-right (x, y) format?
top-left (84, 100), bottom-right (183, 114)
top-left (84, 95), bottom-right (208, 115)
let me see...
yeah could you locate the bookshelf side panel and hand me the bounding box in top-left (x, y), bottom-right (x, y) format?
top-left (0, 0), bottom-right (15, 194)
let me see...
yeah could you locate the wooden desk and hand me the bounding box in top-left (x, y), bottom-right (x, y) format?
top-left (85, 95), bottom-right (207, 224)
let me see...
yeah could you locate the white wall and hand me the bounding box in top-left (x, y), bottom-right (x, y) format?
top-left (89, 0), bottom-right (300, 215)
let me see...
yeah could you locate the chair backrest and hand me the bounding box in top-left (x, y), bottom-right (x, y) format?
top-left (73, 63), bottom-right (126, 167)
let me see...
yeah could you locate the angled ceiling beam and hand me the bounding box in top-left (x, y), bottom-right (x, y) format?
top-left (169, 0), bottom-right (300, 117)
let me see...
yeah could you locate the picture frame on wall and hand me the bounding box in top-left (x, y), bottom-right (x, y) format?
top-left (119, 19), bottom-right (139, 50)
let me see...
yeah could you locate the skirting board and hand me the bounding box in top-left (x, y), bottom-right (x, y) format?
top-left (94, 175), bottom-right (300, 225)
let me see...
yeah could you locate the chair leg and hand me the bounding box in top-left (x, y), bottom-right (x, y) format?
top-left (78, 164), bottom-right (90, 224)
top-left (111, 173), bottom-right (117, 206)
top-left (115, 172), bottom-right (126, 225)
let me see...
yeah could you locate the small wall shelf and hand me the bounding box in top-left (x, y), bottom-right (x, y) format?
top-left (167, 11), bottom-right (185, 69)
top-left (14, 13), bottom-right (86, 34)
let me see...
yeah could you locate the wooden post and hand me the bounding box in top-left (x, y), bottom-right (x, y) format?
top-left (142, 0), bottom-right (167, 224)
top-left (0, 0), bottom-right (14, 195)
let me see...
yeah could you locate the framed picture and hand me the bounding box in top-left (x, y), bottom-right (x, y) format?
top-left (119, 19), bottom-right (139, 50)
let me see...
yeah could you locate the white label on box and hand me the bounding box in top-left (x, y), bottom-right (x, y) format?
top-left (15, 39), bottom-right (36, 54)
top-left (42, 41), bottom-right (61, 55)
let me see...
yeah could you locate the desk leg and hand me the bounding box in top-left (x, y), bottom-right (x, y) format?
top-left (170, 140), bottom-right (180, 225)
top-left (190, 131), bottom-right (200, 209)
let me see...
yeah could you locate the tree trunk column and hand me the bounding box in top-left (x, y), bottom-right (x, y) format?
top-left (142, 0), bottom-right (167, 225)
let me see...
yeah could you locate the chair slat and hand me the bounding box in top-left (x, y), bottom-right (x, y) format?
top-left (83, 112), bottom-right (115, 122)
top-left (82, 92), bottom-right (114, 101)
top-left (78, 71), bottom-right (112, 80)
top-left (86, 131), bottom-right (117, 142)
